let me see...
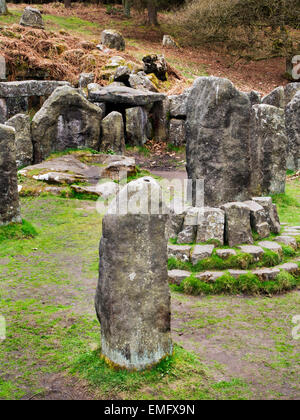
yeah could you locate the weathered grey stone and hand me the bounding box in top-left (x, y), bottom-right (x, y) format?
top-left (191, 244), bottom-right (214, 265)
top-left (195, 271), bottom-right (224, 282)
top-left (101, 29), bottom-right (125, 51)
top-left (101, 111), bottom-right (125, 155)
top-left (262, 86), bottom-right (285, 108)
top-left (284, 83), bottom-right (300, 106)
top-left (151, 98), bottom-right (169, 142)
top-left (228, 269), bottom-right (248, 278)
top-left (168, 119), bottom-right (186, 146)
top-left (186, 77), bottom-right (252, 207)
top-left (32, 86), bottom-right (103, 162)
top-left (114, 66), bottom-right (131, 84)
top-left (0, 81), bottom-right (71, 98)
top-left (78, 73), bottom-right (95, 89)
top-left (274, 236), bottom-right (297, 250)
top-left (258, 241), bottom-right (282, 255)
top-left (126, 107), bottom-right (149, 146)
top-left (247, 91), bottom-right (261, 105)
top-left (177, 207), bottom-right (198, 244)
top-left (168, 270), bottom-right (191, 285)
top-left (244, 200), bottom-right (270, 239)
top-left (169, 90), bottom-right (190, 118)
top-left (33, 171), bottom-right (84, 185)
top-left (278, 263), bottom-right (299, 275)
top-left (285, 90), bottom-right (300, 171)
top-left (71, 182), bottom-right (118, 199)
top-left (4, 97), bottom-right (28, 121)
top-left (221, 202), bottom-right (253, 247)
top-left (168, 245), bottom-right (191, 262)
top-left (0, 124), bottom-right (21, 225)
top-left (252, 197), bottom-right (281, 234)
top-left (238, 245), bottom-right (264, 262)
top-left (162, 35), bottom-right (178, 48)
top-left (129, 73), bottom-right (158, 93)
top-left (95, 178), bottom-right (172, 370)
top-left (99, 155), bottom-right (137, 181)
top-left (88, 85), bottom-right (165, 106)
top-left (0, 98), bottom-right (7, 124)
top-left (250, 104), bottom-right (287, 195)
top-left (252, 268), bottom-right (280, 281)
top-left (216, 249), bottom-right (237, 259)
top-left (5, 114), bottom-right (33, 168)
top-left (165, 199), bottom-right (188, 240)
top-left (196, 207), bottom-right (225, 245)
top-left (19, 7), bottom-right (44, 29)
top-left (143, 54), bottom-right (167, 81)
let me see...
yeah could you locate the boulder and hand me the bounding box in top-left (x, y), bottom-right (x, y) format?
top-left (186, 77), bottom-right (252, 207)
top-left (196, 207), bottom-right (225, 245)
top-left (262, 83), bottom-right (300, 108)
top-left (0, 124), bottom-right (21, 225)
top-left (244, 200), bottom-right (270, 239)
top-left (221, 202), bottom-right (253, 247)
top-left (126, 106), bottom-right (150, 146)
top-left (249, 104), bottom-right (287, 195)
top-left (19, 7), bottom-right (44, 29)
top-left (95, 177), bottom-right (172, 370)
top-left (128, 72), bottom-right (158, 93)
top-left (252, 197), bottom-right (281, 234)
top-left (88, 85), bottom-right (165, 107)
top-left (169, 90), bottom-right (190, 118)
top-left (32, 86), bottom-right (103, 162)
top-left (168, 119), bottom-right (186, 146)
top-left (78, 73), bottom-right (95, 89)
top-left (99, 155), bottom-right (137, 181)
top-left (162, 35), bottom-right (178, 48)
top-left (101, 111), bottom-right (125, 155)
top-left (177, 207), bottom-right (198, 244)
top-left (100, 29), bottom-right (125, 51)
top-left (5, 114), bottom-right (33, 168)
top-left (114, 66), bottom-right (131, 84)
top-left (142, 54), bottom-right (167, 81)
top-left (285, 90), bottom-right (300, 171)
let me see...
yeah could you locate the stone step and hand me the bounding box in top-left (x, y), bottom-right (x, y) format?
top-left (237, 245), bottom-right (264, 262)
top-left (257, 241), bottom-right (282, 255)
top-left (274, 236), bottom-right (297, 250)
top-left (191, 245), bottom-right (214, 265)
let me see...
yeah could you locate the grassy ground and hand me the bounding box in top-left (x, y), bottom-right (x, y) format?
top-left (0, 177), bottom-right (299, 400)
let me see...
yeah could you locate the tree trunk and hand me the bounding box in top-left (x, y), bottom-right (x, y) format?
top-left (64, 0), bottom-right (71, 9)
top-left (123, 0), bottom-right (131, 18)
top-left (147, 0), bottom-right (158, 26)
top-left (0, 0), bottom-right (8, 15)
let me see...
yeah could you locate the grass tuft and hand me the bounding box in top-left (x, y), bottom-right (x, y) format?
top-left (0, 219), bottom-right (37, 243)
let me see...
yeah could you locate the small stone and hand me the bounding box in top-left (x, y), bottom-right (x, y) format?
top-left (274, 236), bottom-right (297, 250)
top-left (19, 7), bottom-right (44, 29)
top-left (129, 73), bottom-right (158, 93)
top-left (79, 73), bottom-right (95, 89)
top-left (168, 269), bottom-right (191, 285)
top-left (278, 263), bottom-right (299, 275)
top-left (195, 271), bottom-right (224, 282)
top-left (221, 202), bottom-right (253, 247)
top-left (252, 268), bottom-right (280, 281)
top-left (216, 249), bottom-right (237, 259)
top-left (114, 66), bottom-right (131, 84)
top-left (244, 200), bottom-right (270, 239)
top-left (252, 197), bottom-right (281, 234)
top-left (143, 54), bottom-right (167, 81)
top-left (101, 29), bottom-right (125, 51)
top-left (33, 172), bottom-right (84, 185)
top-left (196, 207), bottom-right (225, 245)
top-left (258, 241), bottom-right (282, 255)
top-left (168, 119), bottom-right (186, 146)
top-left (168, 245), bottom-right (191, 262)
top-left (228, 270), bottom-right (247, 278)
top-left (191, 245), bottom-right (214, 265)
top-left (177, 207), bottom-right (198, 244)
top-left (238, 245), bottom-right (264, 262)
top-left (162, 35), bottom-right (178, 48)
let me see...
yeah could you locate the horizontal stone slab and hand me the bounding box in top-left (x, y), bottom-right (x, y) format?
top-left (191, 244), bottom-right (214, 265)
top-left (216, 249), bottom-right (237, 259)
top-left (88, 85), bottom-right (165, 106)
top-left (274, 236), bottom-right (297, 250)
top-left (168, 269), bottom-right (191, 285)
top-left (168, 245), bottom-right (191, 262)
top-left (258, 241), bottom-right (282, 255)
top-left (277, 263), bottom-right (299, 275)
top-left (0, 81), bottom-right (71, 98)
top-left (238, 245), bottom-right (264, 261)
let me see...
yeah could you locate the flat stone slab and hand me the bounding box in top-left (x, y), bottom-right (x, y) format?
top-left (191, 245), bottom-right (214, 265)
top-left (168, 245), bottom-right (191, 262)
top-left (71, 182), bottom-right (118, 199)
top-left (228, 269), bottom-right (248, 278)
top-left (258, 241), bottom-right (282, 254)
top-left (252, 268), bottom-right (280, 281)
top-left (216, 249), bottom-right (237, 259)
top-left (88, 85), bottom-right (165, 106)
top-left (277, 263), bottom-right (299, 275)
top-left (0, 81), bottom-right (71, 98)
top-left (195, 271), bottom-right (224, 282)
top-left (274, 236), bottom-right (297, 250)
top-left (238, 245), bottom-right (264, 261)
top-left (168, 269), bottom-right (191, 285)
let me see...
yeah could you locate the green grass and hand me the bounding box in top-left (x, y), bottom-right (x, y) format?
top-left (0, 10), bottom-right (21, 26)
top-left (272, 179), bottom-right (300, 225)
top-left (0, 219), bottom-right (37, 243)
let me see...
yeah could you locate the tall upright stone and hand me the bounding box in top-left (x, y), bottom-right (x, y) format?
top-left (5, 113), bottom-right (33, 168)
top-left (126, 106), bottom-right (150, 146)
top-left (250, 104), bottom-right (287, 195)
top-left (101, 111), bottom-right (125, 154)
top-left (285, 91), bottom-right (300, 171)
top-left (186, 77), bottom-right (252, 207)
top-left (0, 124), bottom-right (21, 225)
top-left (95, 177), bottom-right (172, 370)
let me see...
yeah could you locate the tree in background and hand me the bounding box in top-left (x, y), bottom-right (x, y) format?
top-left (123, 0), bottom-right (131, 18)
top-left (64, 0), bottom-right (71, 8)
top-left (0, 0), bottom-right (8, 15)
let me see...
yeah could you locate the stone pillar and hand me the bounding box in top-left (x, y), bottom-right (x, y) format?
top-left (95, 177), bottom-right (172, 370)
top-left (285, 91), bottom-right (300, 171)
top-left (0, 124), bottom-right (21, 226)
top-left (186, 77), bottom-right (252, 207)
top-left (250, 104), bottom-right (287, 195)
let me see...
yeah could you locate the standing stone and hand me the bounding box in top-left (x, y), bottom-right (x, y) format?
top-left (32, 86), bottom-right (103, 162)
top-left (186, 77), bottom-right (252, 207)
top-left (169, 119), bottom-right (186, 146)
top-left (162, 35), bottom-right (178, 48)
top-left (196, 207), bottom-right (225, 245)
top-left (0, 124), bottom-right (21, 225)
top-left (250, 104), bottom-right (287, 195)
top-left (262, 86), bottom-right (285, 108)
top-left (177, 207), bottom-right (198, 244)
top-left (0, 0), bottom-right (8, 15)
top-left (19, 7), bottom-right (44, 29)
top-left (151, 98), bottom-right (169, 142)
top-left (244, 200), bottom-right (270, 239)
top-left (126, 107), bottom-right (149, 146)
top-left (221, 202), bottom-right (253, 247)
top-left (285, 91), bottom-right (300, 171)
top-left (101, 30), bottom-right (125, 51)
top-left (252, 197), bottom-right (281, 234)
top-left (5, 114), bottom-right (33, 168)
top-left (143, 54), bottom-right (167, 81)
top-left (101, 111), bottom-right (125, 154)
top-left (95, 177), bottom-right (172, 370)
top-left (169, 90), bottom-right (190, 118)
